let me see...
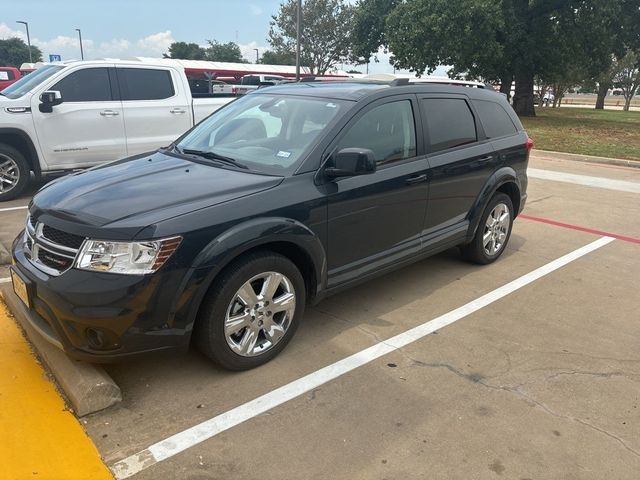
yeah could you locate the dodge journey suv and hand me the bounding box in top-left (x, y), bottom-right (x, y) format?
top-left (11, 78), bottom-right (531, 370)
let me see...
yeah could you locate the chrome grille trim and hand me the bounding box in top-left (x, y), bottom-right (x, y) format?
top-left (23, 216), bottom-right (84, 276)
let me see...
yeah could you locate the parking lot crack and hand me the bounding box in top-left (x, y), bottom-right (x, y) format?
top-left (545, 370), bottom-right (640, 383)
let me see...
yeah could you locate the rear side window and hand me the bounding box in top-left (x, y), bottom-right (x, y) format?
top-left (474, 100), bottom-right (517, 138)
top-left (118, 68), bottom-right (175, 100)
top-left (422, 98), bottom-right (477, 153)
top-left (336, 100), bottom-right (416, 165)
top-left (0, 70), bottom-right (15, 80)
top-left (51, 68), bottom-right (112, 102)
top-left (241, 76), bottom-right (261, 86)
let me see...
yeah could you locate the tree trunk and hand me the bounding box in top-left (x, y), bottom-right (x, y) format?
top-left (595, 82), bottom-right (609, 110)
top-left (513, 71), bottom-right (535, 116)
top-left (624, 96), bottom-right (632, 111)
top-left (499, 74), bottom-right (513, 101)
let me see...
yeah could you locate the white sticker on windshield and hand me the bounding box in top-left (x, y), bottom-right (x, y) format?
top-left (326, 103), bottom-right (337, 108)
top-left (276, 151), bottom-right (292, 158)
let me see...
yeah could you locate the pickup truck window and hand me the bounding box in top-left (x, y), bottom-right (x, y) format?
top-left (117, 68), bottom-right (175, 101)
top-left (336, 100), bottom-right (416, 165)
top-left (51, 68), bottom-right (112, 102)
top-left (177, 93), bottom-right (346, 174)
top-left (1, 64), bottom-right (64, 99)
top-left (423, 98), bottom-right (477, 153)
top-left (473, 100), bottom-right (517, 138)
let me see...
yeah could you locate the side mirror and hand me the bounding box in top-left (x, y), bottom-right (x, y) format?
top-left (325, 148), bottom-right (376, 178)
top-left (39, 90), bottom-right (63, 113)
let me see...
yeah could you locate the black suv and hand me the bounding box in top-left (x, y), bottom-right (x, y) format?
top-left (11, 79), bottom-right (531, 370)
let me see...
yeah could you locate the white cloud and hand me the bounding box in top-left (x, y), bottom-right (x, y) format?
top-left (238, 41), bottom-right (268, 63)
top-left (249, 4), bottom-right (263, 16)
top-left (0, 23), bottom-right (175, 61)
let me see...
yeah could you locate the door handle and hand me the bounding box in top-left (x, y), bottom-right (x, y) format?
top-left (478, 155), bottom-right (493, 162)
top-left (170, 108), bottom-right (187, 114)
top-left (406, 174), bottom-right (428, 185)
top-left (99, 110), bottom-right (119, 116)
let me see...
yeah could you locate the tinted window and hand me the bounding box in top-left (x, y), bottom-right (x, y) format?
top-left (474, 100), bottom-right (517, 138)
top-left (337, 100), bottom-right (416, 165)
top-left (423, 98), bottom-right (476, 153)
top-left (241, 76), bottom-right (261, 85)
top-left (51, 68), bottom-right (112, 102)
top-left (118, 68), bottom-right (174, 100)
top-left (0, 70), bottom-right (15, 80)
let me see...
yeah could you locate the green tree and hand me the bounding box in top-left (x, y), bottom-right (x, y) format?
top-left (163, 42), bottom-right (206, 60)
top-left (0, 37), bottom-right (43, 67)
top-left (259, 49), bottom-right (297, 66)
top-left (353, 0), bottom-right (622, 116)
top-left (268, 0), bottom-right (353, 75)
top-left (613, 51), bottom-right (640, 111)
top-left (205, 40), bottom-right (248, 63)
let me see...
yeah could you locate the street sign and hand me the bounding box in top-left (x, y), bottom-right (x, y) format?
top-left (49, 54), bottom-right (62, 62)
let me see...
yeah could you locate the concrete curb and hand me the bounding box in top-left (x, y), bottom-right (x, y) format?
top-left (1, 285), bottom-right (122, 417)
top-left (0, 242), bottom-right (11, 265)
top-left (532, 149), bottom-right (640, 169)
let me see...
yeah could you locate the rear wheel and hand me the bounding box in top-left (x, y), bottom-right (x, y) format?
top-left (0, 144), bottom-right (30, 202)
top-left (195, 251), bottom-right (306, 370)
top-left (461, 192), bottom-right (514, 264)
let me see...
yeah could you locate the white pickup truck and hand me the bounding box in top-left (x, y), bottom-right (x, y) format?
top-left (0, 59), bottom-right (234, 200)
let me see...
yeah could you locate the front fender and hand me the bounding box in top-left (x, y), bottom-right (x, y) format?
top-left (466, 166), bottom-right (521, 241)
top-left (171, 217), bottom-right (327, 332)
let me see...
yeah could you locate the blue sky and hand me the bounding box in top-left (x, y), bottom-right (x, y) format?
top-left (1, 0), bottom-right (441, 74)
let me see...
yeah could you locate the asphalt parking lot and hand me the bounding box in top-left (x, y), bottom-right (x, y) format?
top-left (1, 153), bottom-right (639, 479)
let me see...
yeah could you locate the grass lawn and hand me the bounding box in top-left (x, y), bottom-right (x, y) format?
top-left (519, 107), bottom-right (640, 161)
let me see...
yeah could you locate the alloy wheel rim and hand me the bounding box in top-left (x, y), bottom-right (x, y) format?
top-left (483, 203), bottom-right (510, 256)
top-left (224, 271), bottom-right (296, 357)
top-left (0, 154), bottom-right (20, 194)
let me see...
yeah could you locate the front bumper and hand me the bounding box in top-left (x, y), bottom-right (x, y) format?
top-left (11, 234), bottom-right (192, 362)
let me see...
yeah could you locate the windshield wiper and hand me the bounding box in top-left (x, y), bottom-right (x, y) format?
top-left (177, 147), bottom-right (249, 170)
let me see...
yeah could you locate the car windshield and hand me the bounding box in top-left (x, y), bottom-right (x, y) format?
top-left (1, 64), bottom-right (65, 99)
top-left (176, 93), bottom-right (348, 175)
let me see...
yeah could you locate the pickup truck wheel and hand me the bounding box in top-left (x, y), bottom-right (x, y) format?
top-left (195, 251), bottom-right (305, 370)
top-left (0, 145), bottom-right (29, 202)
top-left (461, 193), bottom-right (514, 265)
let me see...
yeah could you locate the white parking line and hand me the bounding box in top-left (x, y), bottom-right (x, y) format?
top-left (528, 168), bottom-right (640, 193)
top-left (0, 206), bottom-right (28, 213)
top-left (111, 235), bottom-right (615, 479)
top-left (0, 277), bottom-right (10, 284)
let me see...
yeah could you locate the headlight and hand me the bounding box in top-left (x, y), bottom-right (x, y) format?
top-left (75, 237), bottom-right (182, 275)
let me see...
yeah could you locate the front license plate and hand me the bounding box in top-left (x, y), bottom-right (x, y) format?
top-left (11, 268), bottom-right (30, 308)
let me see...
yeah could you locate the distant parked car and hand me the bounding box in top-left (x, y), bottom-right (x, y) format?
top-left (234, 74), bottom-right (287, 95)
top-left (611, 89), bottom-right (623, 96)
top-left (534, 92), bottom-right (554, 106)
top-left (0, 66), bottom-right (21, 90)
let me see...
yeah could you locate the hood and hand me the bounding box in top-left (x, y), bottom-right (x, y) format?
top-left (31, 150), bottom-right (283, 237)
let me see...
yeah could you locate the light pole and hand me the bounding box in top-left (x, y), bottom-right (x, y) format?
top-left (295, 0), bottom-right (302, 80)
top-left (75, 28), bottom-right (84, 60)
top-left (253, 48), bottom-right (259, 63)
top-left (16, 21), bottom-right (32, 63)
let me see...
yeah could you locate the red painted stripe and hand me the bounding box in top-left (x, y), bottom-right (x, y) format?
top-left (519, 214), bottom-right (640, 245)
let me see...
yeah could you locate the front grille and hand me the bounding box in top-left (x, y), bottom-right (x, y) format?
top-left (42, 225), bottom-right (85, 249)
top-left (24, 216), bottom-right (83, 276)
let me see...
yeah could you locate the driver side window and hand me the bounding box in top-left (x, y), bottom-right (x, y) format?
top-left (336, 100), bottom-right (416, 165)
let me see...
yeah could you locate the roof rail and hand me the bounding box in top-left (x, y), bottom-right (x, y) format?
top-left (354, 74), bottom-right (486, 89)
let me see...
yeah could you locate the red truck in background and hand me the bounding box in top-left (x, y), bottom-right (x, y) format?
top-left (0, 67), bottom-right (21, 90)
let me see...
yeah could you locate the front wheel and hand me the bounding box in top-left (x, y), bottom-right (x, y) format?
top-left (0, 144), bottom-right (30, 202)
top-left (461, 193), bottom-right (514, 264)
top-left (195, 251), bottom-right (306, 370)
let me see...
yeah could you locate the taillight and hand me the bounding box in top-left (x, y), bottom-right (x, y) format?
top-left (526, 137), bottom-right (534, 153)
top-left (231, 87), bottom-right (239, 95)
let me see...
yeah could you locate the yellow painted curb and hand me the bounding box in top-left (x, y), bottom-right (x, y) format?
top-left (0, 300), bottom-right (112, 480)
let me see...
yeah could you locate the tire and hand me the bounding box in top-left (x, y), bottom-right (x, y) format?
top-left (460, 192), bottom-right (514, 265)
top-left (0, 144), bottom-right (30, 202)
top-left (195, 251), bottom-right (306, 370)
